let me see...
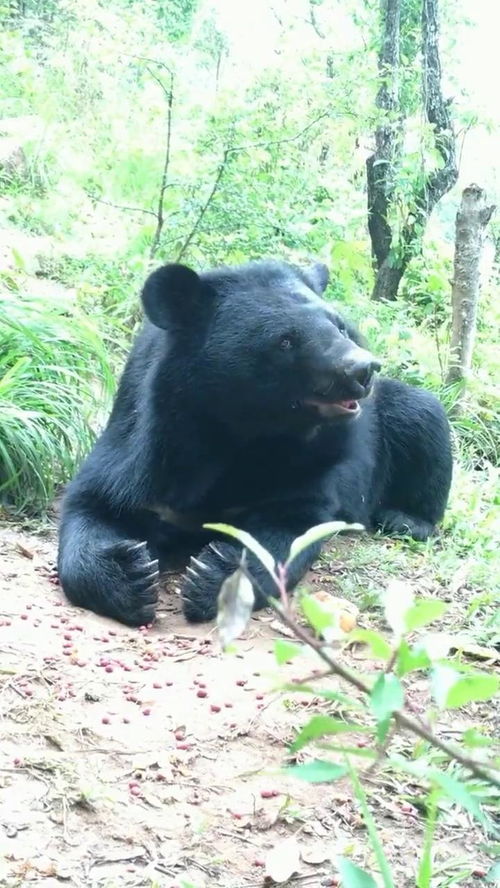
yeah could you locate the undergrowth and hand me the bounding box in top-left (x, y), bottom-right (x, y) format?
top-left (0, 288), bottom-right (115, 511)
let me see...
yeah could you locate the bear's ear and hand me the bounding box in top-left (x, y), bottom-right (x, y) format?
top-left (304, 262), bottom-right (330, 296)
top-left (141, 264), bottom-right (204, 329)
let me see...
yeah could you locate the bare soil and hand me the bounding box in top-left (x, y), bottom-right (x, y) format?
top-left (0, 523), bottom-right (493, 888)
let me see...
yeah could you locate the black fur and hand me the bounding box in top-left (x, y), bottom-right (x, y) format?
top-left (57, 259), bottom-right (452, 626)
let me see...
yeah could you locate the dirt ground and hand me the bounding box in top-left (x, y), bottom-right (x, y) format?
top-left (0, 522), bottom-right (494, 888)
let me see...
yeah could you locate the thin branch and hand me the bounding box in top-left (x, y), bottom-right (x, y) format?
top-left (273, 601), bottom-right (500, 789)
top-left (146, 65), bottom-right (175, 259)
top-left (84, 190), bottom-right (158, 219)
top-left (175, 114), bottom-right (329, 263)
top-left (309, 1), bottom-right (325, 39)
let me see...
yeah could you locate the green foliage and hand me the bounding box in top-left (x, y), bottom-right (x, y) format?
top-left (216, 522), bottom-right (499, 884)
top-left (0, 289), bottom-right (115, 510)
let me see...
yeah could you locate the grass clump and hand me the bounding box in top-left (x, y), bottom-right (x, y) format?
top-left (0, 288), bottom-right (115, 512)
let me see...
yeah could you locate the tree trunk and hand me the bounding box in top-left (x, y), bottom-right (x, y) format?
top-left (368, 0), bottom-right (458, 301)
top-left (371, 259), bottom-right (404, 302)
top-left (366, 0), bottom-right (402, 273)
top-left (446, 184), bottom-right (495, 389)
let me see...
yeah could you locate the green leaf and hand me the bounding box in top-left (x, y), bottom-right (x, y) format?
top-left (286, 520), bottom-right (364, 565)
top-left (274, 638), bottom-right (303, 665)
top-left (287, 759), bottom-right (348, 783)
top-left (350, 628), bottom-right (392, 660)
top-left (429, 770), bottom-right (487, 827)
top-left (337, 858), bottom-right (378, 888)
top-left (405, 600), bottom-right (447, 631)
top-left (462, 728), bottom-right (491, 748)
top-left (204, 523), bottom-right (276, 578)
top-left (370, 673), bottom-right (404, 723)
top-left (447, 672), bottom-right (499, 708)
top-left (290, 715), bottom-right (367, 753)
top-left (300, 594), bottom-right (334, 634)
top-left (347, 764), bottom-right (395, 888)
top-left (432, 665), bottom-right (499, 709)
top-left (417, 792), bottom-right (439, 888)
top-left (396, 640), bottom-right (431, 676)
top-left (382, 580), bottom-right (414, 636)
top-left (376, 716), bottom-right (392, 744)
top-left (280, 683), bottom-right (364, 711)
top-left (486, 863), bottom-right (500, 884)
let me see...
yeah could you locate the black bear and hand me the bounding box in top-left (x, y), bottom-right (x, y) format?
top-left (58, 259), bottom-right (452, 626)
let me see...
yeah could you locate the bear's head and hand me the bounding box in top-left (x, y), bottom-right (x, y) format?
top-left (141, 260), bottom-right (380, 435)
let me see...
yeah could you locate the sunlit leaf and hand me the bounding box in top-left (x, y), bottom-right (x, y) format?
top-left (204, 523), bottom-right (276, 578)
top-left (287, 759), bottom-right (348, 783)
top-left (396, 640), bottom-right (431, 676)
top-left (280, 683), bottom-right (364, 711)
top-left (418, 632), bottom-right (452, 661)
top-left (286, 521), bottom-right (364, 565)
top-left (337, 858), bottom-right (378, 888)
top-left (382, 579), bottom-right (414, 636)
top-left (274, 638), bottom-right (303, 665)
top-left (350, 628), bottom-right (392, 660)
top-left (370, 673), bottom-right (404, 723)
top-left (290, 715), bottom-right (367, 753)
top-left (300, 594), bottom-right (334, 634)
top-left (216, 563), bottom-right (255, 649)
top-left (432, 664), bottom-right (499, 708)
top-left (404, 599), bottom-right (447, 631)
top-left (429, 770), bottom-right (487, 826)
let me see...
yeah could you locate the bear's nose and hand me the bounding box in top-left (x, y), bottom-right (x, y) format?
top-left (342, 350), bottom-right (381, 390)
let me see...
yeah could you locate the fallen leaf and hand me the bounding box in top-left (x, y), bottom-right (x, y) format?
top-left (301, 844), bottom-right (331, 864)
top-left (265, 837), bottom-right (302, 883)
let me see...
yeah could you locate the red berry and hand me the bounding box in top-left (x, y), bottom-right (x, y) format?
top-left (253, 859), bottom-right (265, 867)
top-left (142, 708), bottom-right (151, 716)
top-left (102, 716), bottom-right (110, 725)
top-left (130, 784), bottom-right (141, 796)
top-left (236, 679), bottom-right (246, 686)
top-left (105, 665), bottom-right (113, 673)
top-left (21, 614), bottom-right (28, 620)
top-left (196, 689), bottom-right (207, 698)
top-left (210, 704), bottom-right (221, 713)
top-left (153, 682), bottom-right (162, 689)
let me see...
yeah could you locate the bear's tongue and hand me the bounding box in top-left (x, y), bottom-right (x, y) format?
top-left (337, 400), bottom-right (358, 410)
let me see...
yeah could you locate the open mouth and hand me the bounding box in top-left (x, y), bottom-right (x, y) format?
top-left (304, 398), bottom-right (361, 417)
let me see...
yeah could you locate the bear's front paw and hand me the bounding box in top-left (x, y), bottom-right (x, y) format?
top-left (180, 541), bottom-right (241, 624)
top-left (106, 540), bottom-right (160, 626)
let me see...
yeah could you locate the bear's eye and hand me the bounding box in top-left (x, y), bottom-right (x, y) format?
top-left (337, 323), bottom-right (348, 338)
top-left (279, 336), bottom-right (294, 350)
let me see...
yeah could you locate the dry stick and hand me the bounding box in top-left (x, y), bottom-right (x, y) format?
top-left (272, 601), bottom-right (500, 789)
